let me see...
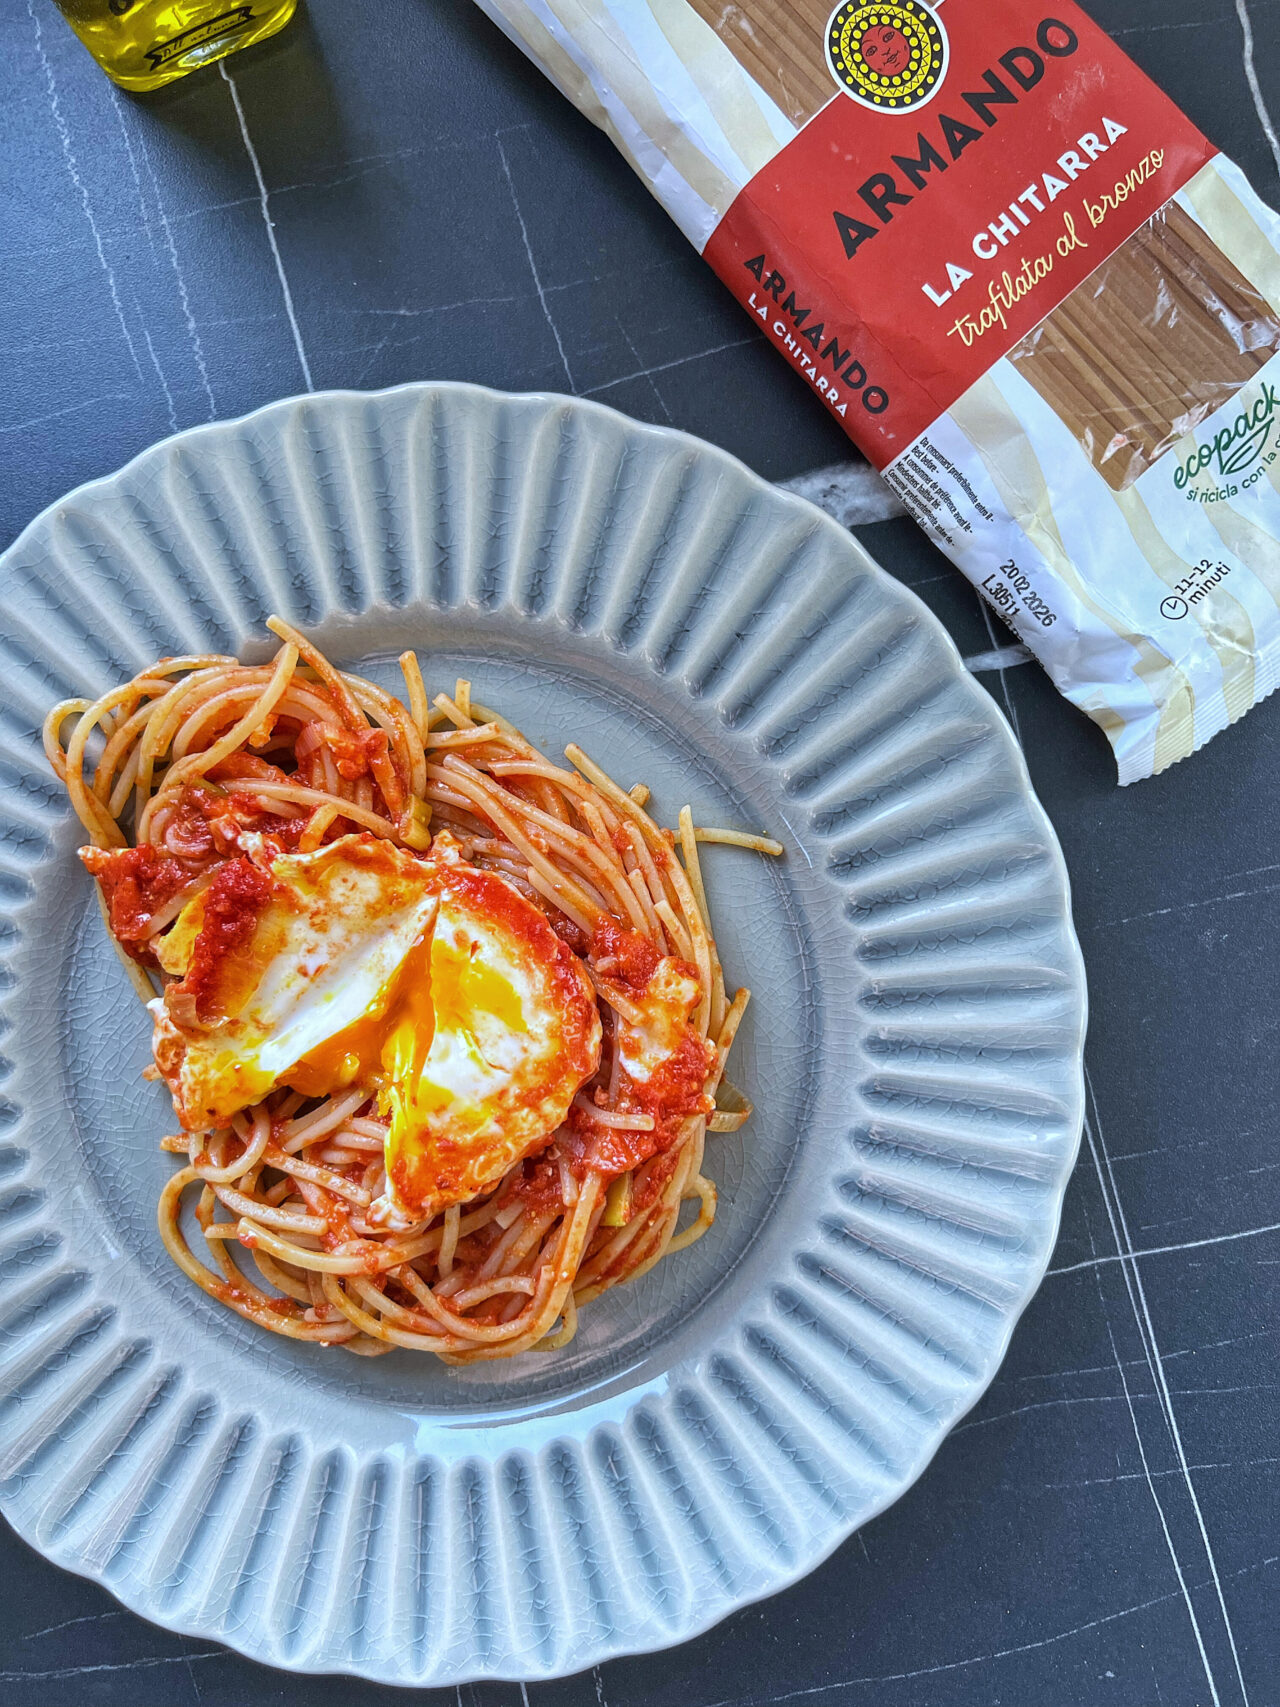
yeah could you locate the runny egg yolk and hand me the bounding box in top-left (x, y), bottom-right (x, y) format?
top-left (147, 832), bottom-right (602, 1223)
top-left (286, 924), bottom-right (529, 1141)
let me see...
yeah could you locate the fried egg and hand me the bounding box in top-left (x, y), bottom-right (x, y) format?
top-left (615, 957), bottom-right (706, 1084)
top-left (150, 832), bottom-right (601, 1223)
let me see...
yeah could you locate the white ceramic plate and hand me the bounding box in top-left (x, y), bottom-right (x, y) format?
top-left (0, 384), bottom-right (1085, 1685)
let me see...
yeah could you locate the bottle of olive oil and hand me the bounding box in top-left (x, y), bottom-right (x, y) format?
top-left (51, 1), bottom-right (299, 92)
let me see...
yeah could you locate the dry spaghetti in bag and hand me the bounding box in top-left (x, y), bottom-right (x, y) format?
top-left (474, 0), bottom-right (1280, 781)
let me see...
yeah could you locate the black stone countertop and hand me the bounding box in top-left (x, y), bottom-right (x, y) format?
top-left (1, 2), bottom-right (1279, 1702)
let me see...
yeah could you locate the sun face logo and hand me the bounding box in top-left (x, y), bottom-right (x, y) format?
top-left (826, 0), bottom-right (949, 113)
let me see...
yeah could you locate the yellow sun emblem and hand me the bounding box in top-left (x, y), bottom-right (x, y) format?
top-left (826, 0), bottom-right (949, 113)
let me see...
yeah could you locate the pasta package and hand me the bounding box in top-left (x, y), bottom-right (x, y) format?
top-left (473, 0), bottom-right (1280, 781)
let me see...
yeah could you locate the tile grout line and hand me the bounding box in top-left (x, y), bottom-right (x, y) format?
top-left (1084, 1068), bottom-right (1251, 1706)
top-left (582, 335), bottom-right (758, 397)
top-left (1094, 1277), bottom-right (1223, 1707)
top-left (1049, 1217), bottom-right (1280, 1276)
top-left (104, 84), bottom-right (178, 431)
top-left (714, 1173), bottom-right (1279, 1707)
top-left (26, 0), bottom-right (144, 386)
top-left (221, 63), bottom-right (314, 392)
top-left (619, 322), bottom-right (674, 425)
top-left (698, 1587), bottom-right (1191, 1703)
top-left (0, 395), bottom-right (129, 437)
top-left (1076, 1139), bottom-right (1223, 1707)
top-left (496, 135), bottom-right (575, 392)
top-left (131, 111), bottom-right (217, 420)
top-left (184, 1642), bottom-right (205, 1705)
top-left (1090, 876), bottom-right (1280, 934)
top-left (140, 325), bottom-right (179, 436)
top-left (7, 33), bottom-right (1265, 1689)
top-left (105, 85), bottom-right (161, 268)
top-left (1235, 0), bottom-right (1280, 178)
top-left (976, 597), bottom-right (1024, 744)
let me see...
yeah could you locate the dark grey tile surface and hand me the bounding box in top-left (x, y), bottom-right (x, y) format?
top-left (1, 0), bottom-right (1279, 1702)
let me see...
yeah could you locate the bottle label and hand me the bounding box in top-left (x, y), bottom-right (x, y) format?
top-left (145, 5), bottom-right (256, 68)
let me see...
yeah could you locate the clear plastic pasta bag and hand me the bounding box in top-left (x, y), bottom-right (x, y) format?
top-left (474, 0), bottom-right (1280, 780)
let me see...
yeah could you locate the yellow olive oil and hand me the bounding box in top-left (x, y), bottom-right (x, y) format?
top-left (51, 1), bottom-right (299, 92)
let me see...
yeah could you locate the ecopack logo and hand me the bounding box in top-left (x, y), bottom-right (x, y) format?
top-left (1174, 382), bottom-right (1279, 491)
top-left (825, 0), bottom-right (949, 113)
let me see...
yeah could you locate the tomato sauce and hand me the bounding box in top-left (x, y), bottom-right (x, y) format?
top-left (632, 1032), bottom-right (715, 1126)
top-left (546, 910), bottom-right (589, 956)
top-left (161, 786), bottom-right (219, 860)
top-left (208, 753), bottom-right (294, 787)
top-left (565, 1031), bottom-right (716, 1180)
top-left (179, 856), bottom-right (273, 1021)
top-left (505, 1149), bottom-right (565, 1215)
top-left (224, 793), bottom-right (308, 850)
top-left (591, 914), bottom-right (658, 992)
top-left (293, 721), bottom-right (390, 784)
top-left (124, 776), bottom-right (309, 867)
top-left (81, 843), bottom-right (191, 950)
top-left (561, 1118), bottom-right (652, 1177)
top-left (632, 1148), bottom-right (680, 1215)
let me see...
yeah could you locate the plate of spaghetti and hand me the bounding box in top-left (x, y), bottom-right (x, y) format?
top-left (48, 614), bottom-right (780, 1363)
top-left (0, 383), bottom-right (1085, 1684)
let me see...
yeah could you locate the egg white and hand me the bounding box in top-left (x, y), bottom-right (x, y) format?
top-left (151, 836), bottom-right (441, 1129)
top-left (150, 832), bottom-right (601, 1224)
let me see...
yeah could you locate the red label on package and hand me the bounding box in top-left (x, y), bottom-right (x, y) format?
top-left (703, 3), bottom-right (1214, 469)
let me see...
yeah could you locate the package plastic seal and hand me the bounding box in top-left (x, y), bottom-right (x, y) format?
top-left (473, 0), bottom-right (1280, 781)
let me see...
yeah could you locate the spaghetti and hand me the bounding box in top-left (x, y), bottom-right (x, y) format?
top-left (1009, 202), bottom-right (1280, 491)
top-left (45, 620), bottom-right (781, 1363)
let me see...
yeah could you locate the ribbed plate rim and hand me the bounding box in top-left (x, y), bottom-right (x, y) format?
top-left (0, 381), bottom-right (1088, 1684)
